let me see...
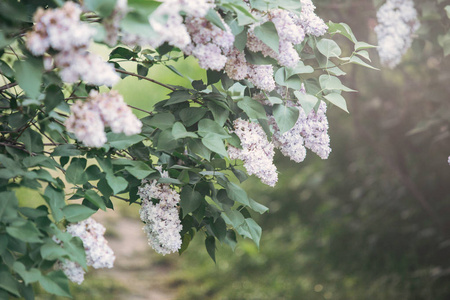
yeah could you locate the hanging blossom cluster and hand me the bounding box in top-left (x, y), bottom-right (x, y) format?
top-left (184, 16), bottom-right (235, 71)
top-left (26, 1), bottom-right (119, 86)
top-left (225, 0), bottom-right (327, 91)
top-left (138, 168), bottom-right (183, 255)
top-left (56, 218), bottom-right (115, 284)
top-left (65, 90), bottom-right (142, 147)
top-left (103, 0), bottom-right (128, 46)
top-left (266, 85), bottom-right (331, 162)
top-left (374, 0), bottom-right (420, 68)
top-left (228, 119), bottom-right (278, 187)
top-left (271, 101), bottom-right (331, 163)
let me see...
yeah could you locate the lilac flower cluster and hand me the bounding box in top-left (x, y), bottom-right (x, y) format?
top-left (296, 0), bottom-right (328, 37)
top-left (374, 0), bottom-right (420, 68)
top-left (26, 2), bottom-right (119, 86)
top-left (247, 9), bottom-right (305, 68)
top-left (57, 218), bottom-right (115, 284)
top-left (224, 48), bottom-right (276, 91)
top-left (184, 17), bottom-right (234, 71)
top-left (228, 119), bottom-right (278, 187)
top-left (65, 90), bottom-right (142, 147)
top-left (138, 168), bottom-right (183, 255)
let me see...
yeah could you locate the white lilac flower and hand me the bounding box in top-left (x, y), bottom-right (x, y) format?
top-left (228, 119), bottom-right (278, 187)
top-left (66, 218), bottom-right (115, 269)
top-left (296, 0), bottom-right (328, 37)
top-left (55, 51), bottom-right (120, 87)
top-left (65, 90), bottom-right (142, 147)
top-left (246, 9), bottom-right (304, 68)
top-left (65, 100), bottom-right (107, 148)
top-left (184, 16), bottom-right (234, 71)
top-left (56, 260), bottom-right (85, 285)
top-left (247, 64), bottom-right (276, 91)
top-left (224, 48), bottom-right (248, 80)
top-left (91, 90), bottom-right (142, 136)
top-left (27, 2), bottom-right (120, 87)
top-left (301, 101), bottom-right (331, 159)
top-left (138, 169), bottom-right (183, 255)
top-left (26, 2), bottom-right (95, 54)
top-left (374, 0), bottom-right (420, 68)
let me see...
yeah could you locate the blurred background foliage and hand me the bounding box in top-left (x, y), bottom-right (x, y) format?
top-left (41, 0), bottom-right (450, 299)
top-left (166, 0), bottom-right (450, 299)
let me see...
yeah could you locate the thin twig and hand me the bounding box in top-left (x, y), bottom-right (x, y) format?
top-left (0, 82), bottom-right (18, 92)
top-left (114, 68), bottom-right (176, 91)
top-left (127, 104), bottom-right (154, 115)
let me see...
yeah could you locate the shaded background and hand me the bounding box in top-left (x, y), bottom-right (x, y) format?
top-left (37, 0), bottom-right (450, 299)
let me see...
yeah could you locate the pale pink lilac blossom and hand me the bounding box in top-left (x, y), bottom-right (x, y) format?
top-left (138, 168), bottom-right (183, 255)
top-left (374, 0), bottom-right (420, 68)
top-left (56, 218), bottom-right (115, 284)
top-left (228, 119), bottom-right (278, 186)
top-left (65, 90), bottom-right (142, 147)
top-left (26, 1), bottom-right (119, 86)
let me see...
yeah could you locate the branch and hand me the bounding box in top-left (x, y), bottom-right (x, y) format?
top-left (114, 68), bottom-right (176, 91)
top-left (0, 82), bottom-right (18, 92)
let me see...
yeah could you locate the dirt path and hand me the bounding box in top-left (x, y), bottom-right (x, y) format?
top-left (93, 209), bottom-right (177, 300)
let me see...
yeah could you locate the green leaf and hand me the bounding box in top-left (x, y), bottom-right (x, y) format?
top-left (84, 0), bottom-right (116, 17)
top-left (62, 204), bottom-right (96, 223)
top-left (188, 139), bottom-right (211, 160)
top-left (143, 112), bottom-right (175, 130)
top-left (105, 174), bottom-right (128, 195)
top-left (205, 9), bottom-right (226, 30)
top-left (273, 104), bottom-right (299, 134)
top-left (43, 185), bottom-right (66, 222)
top-left (349, 56), bottom-right (379, 70)
top-left (224, 230), bottom-right (237, 251)
top-left (180, 186), bottom-right (203, 217)
top-left (13, 262), bottom-right (41, 285)
top-left (285, 61), bottom-right (314, 77)
top-left (327, 21), bottom-right (357, 42)
top-left (13, 59), bottom-right (43, 99)
top-left (0, 265), bottom-right (20, 297)
top-left (44, 85), bottom-right (64, 112)
top-left (172, 122), bottom-right (198, 139)
top-left (198, 119), bottom-right (230, 139)
top-left (294, 91), bottom-right (319, 115)
top-left (106, 132), bottom-right (145, 150)
top-left (354, 41), bottom-right (377, 51)
top-left (243, 218), bottom-right (262, 247)
top-left (226, 182), bottom-right (249, 206)
top-left (179, 107), bottom-right (207, 127)
top-left (65, 158), bottom-right (88, 185)
top-left (84, 190), bottom-right (107, 211)
top-left (245, 49), bottom-right (278, 65)
top-left (319, 75), bottom-right (356, 92)
top-left (202, 135), bottom-right (228, 157)
top-left (6, 221), bottom-right (43, 243)
top-left (207, 101), bottom-right (229, 127)
top-left (40, 242), bottom-right (69, 261)
top-left (156, 129), bottom-right (178, 151)
top-left (137, 64), bottom-right (149, 77)
top-left (317, 38), bottom-right (342, 58)
top-left (39, 270), bottom-right (72, 298)
top-left (124, 162), bottom-right (155, 180)
top-left (237, 96), bottom-right (267, 120)
top-left (324, 93), bottom-right (349, 113)
top-left (274, 67), bottom-right (302, 89)
top-left (223, 3), bottom-right (258, 26)
top-left (0, 191), bottom-right (18, 221)
top-left (109, 47), bottom-right (137, 60)
top-left (248, 198), bottom-right (269, 214)
top-left (23, 155), bottom-right (57, 169)
top-left (51, 144), bottom-right (81, 157)
top-left (205, 236), bottom-right (216, 263)
top-left (210, 217), bottom-right (227, 243)
top-left (254, 21), bottom-right (279, 53)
